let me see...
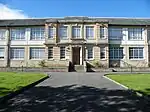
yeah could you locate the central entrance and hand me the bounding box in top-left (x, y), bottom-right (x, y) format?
top-left (72, 47), bottom-right (80, 65)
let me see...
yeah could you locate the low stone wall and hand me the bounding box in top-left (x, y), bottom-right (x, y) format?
top-left (0, 67), bottom-right (69, 72)
top-left (87, 67), bottom-right (150, 72)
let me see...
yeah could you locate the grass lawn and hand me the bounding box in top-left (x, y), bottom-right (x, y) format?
top-left (0, 72), bottom-right (47, 97)
top-left (107, 74), bottom-right (150, 96)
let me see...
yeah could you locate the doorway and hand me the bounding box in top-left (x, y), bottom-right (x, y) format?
top-left (72, 47), bottom-right (80, 65)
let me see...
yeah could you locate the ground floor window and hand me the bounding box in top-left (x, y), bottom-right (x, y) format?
top-left (48, 47), bottom-right (53, 59)
top-left (129, 47), bottom-right (143, 59)
top-left (100, 47), bottom-right (106, 59)
top-left (0, 48), bottom-right (4, 59)
top-left (30, 48), bottom-right (45, 59)
top-left (60, 47), bottom-right (65, 59)
top-left (10, 48), bottom-right (24, 59)
top-left (109, 47), bottom-right (123, 59)
top-left (87, 47), bottom-right (93, 59)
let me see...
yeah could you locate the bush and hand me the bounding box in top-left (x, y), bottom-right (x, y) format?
top-left (38, 60), bottom-right (47, 67)
top-left (92, 60), bottom-right (105, 68)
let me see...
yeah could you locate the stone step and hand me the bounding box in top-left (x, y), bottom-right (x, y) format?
top-left (74, 65), bottom-right (85, 72)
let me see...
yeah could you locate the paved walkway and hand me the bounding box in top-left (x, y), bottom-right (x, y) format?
top-left (0, 72), bottom-right (150, 112)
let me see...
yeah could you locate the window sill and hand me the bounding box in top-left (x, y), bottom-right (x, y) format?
top-left (11, 40), bottom-right (26, 41)
top-left (128, 39), bottom-right (144, 41)
top-left (87, 58), bottom-right (94, 61)
top-left (30, 39), bottom-right (45, 41)
top-left (100, 58), bottom-right (107, 60)
top-left (10, 59), bottom-right (24, 60)
top-left (30, 59), bottom-right (43, 60)
top-left (129, 59), bottom-right (144, 61)
top-left (109, 59), bottom-right (124, 60)
top-left (60, 58), bottom-right (67, 61)
top-left (48, 58), bottom-right (54, 60)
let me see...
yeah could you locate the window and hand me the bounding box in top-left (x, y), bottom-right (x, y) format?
top-left (108, 28), bottom-right (123, 40)
top-left (59, 26), bottom-right (68, 39)
top-left (0, 29), bottom-right (6, 40)
top-left (128, 28), bottom-right (143, 40)
top-left (31, 27), bottom-right (45, 40)
top-left (48, 47), bottom-right (53, 59)
top-left (60, 47), bottom-right (65, 59)
top-left (86, 26), bottom-right (94, 39)
top-left (100, 26), bottom-right (105, 38)
top-left (100, 47), bottom-right (106, 59)
top-left (10, 48), bottom-right (24, 59)
top-left (109, 47), bottom-right (123, 59)
top-left (129, 47), bottom-right (143, 59)
top-left (0, 48), bottom-right (4, 59)
top-left (87, 47), bottom-right (93, 59)
top-left (11, 28), bottom-right (25, 40)
top-left (72, 26), bottom-right (81, 38)
top-left (49, 26), bottom-right (55, 38)
top-left (30, 48), bottom-right (45, 59)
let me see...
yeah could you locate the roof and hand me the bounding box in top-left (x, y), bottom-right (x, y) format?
top-left (0, 17), bottom-right (150, 26)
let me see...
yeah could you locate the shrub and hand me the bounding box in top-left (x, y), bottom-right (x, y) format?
top-left (38, 60), bottom-right (47, 67)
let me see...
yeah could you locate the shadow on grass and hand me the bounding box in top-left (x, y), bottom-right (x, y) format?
top-left (0, 87), bottom-right (13, 97)
top-left (0, 85), bottom-right (150, 112)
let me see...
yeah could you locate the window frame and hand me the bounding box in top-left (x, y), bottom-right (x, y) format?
top-left (30, 27), bottom-right (45, 40)
top-left (48, 47), bottom-right (53, 59)
top-left (100, 26), bottom-right (106, 39)
top-left (85, 26), bottom-right (94, 39)
top-left (100, 47), bottom-right (106, 59)
top-left (10, 47), bottom-right (25, 60)
top-left (48, 26), bottom-right (55, 39)
top-left (129, 47), bottom-right (144, 59)
top-left (10, 28), bottom-right (25, 40)
top-left (60, 47), bottom-right (66, 59)
top-left (30, 48), bottom-right (45, 59)
top-left (108, 28), bottom-right (123, 40)
top-left (109, 47), bottom-right (124, 60)
top-left (0, 29), bottom-right (6, 40)
top-left (72, 26), bottom-right (81, 39)
top-left (128, 28), bottom-right (143, 40)
top-left (0, 48), bottom-right (4, 59)
top-left (59, 25), bottom-right (68, 39)
top-left (87, 47), bottom-right (94, 60)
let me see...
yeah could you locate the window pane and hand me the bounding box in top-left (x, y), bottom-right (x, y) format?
top-left (60, 47), bottom-right (65, 59)
top-left (109, 47), bottom-right (123, 59)
top-left (49, 26), bottom-right (55, 38)
top-left (72, 26), bottom-right (81, 38)
top-left (129, 47), bottom-right (143, 59)
top-left (100, 47), bottom-right (105, 59)
top-left (59, 26), bottom-right (67, 39)
top-left (128, 28), bottom-right (142, 40)
top-left (87, 47), bottom-right (93, 59)
top-left (48, 47), bottom-right (53, 59)
top-left (11, 29), bottom-right (25, 40)
top-left (109, 28), bottom-right (123, 40)
top-left (30, 48), bottom-right (45, 59)
top-left (86, 26), bottom-right (94, 39)
top-left (0, 48), bottom-right (4, 59)
top-left (0, 29), bottom-right (6, 40)
top-left (10, 48), bottom-right (24, 59)
top-left (31, 27), bottom-right (45, 40)
top-left (100, 27), bottom-right (105, 38)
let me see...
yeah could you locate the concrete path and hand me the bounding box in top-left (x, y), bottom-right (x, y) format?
top-left (0, 72), bottom-right (149, 112)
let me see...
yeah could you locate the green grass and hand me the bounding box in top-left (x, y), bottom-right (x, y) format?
top-left (0, 72), bottom-right (47, 97)
top-left (107, 74), bottom-right (150, 96)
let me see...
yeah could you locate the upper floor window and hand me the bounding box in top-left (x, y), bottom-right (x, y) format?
top-left (109, 47), bottom-right (123, 59)
top-left (72, 26), bottom-right (81, 38)
top-left (10, 48), bottom-right (24, 59)
top-left (59, 26), bottom-right (68, 39)
top-left (86, 26), bottom-right (94, 39)
top-left (0, 29), bottom-right (6, 40)
top-left (11, 28), bottom-right (25, 40)
top-left (129, 47), bottom-right (143, 59)
top-left (87, 47), bottom-right (93, 59)
top-left (108, 28), bottom-right (123, 40)
top-left (0, 48), bottom-right (4, 59)
top-left (100, 26), bottom-right (105, 39)
top-left (30, 48), bottom-right (45, 59)
top-left (49, 26), bottom-right (55, 39)
top-left (128, 28), bottom-right (143, 40)
top-left (31, 27), bottom-right (45, 40)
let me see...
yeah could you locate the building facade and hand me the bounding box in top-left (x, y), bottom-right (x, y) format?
top-left (0, 17), bottom-right (149, 68)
